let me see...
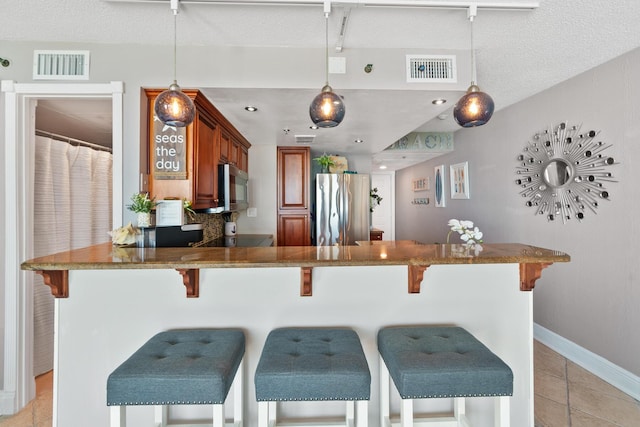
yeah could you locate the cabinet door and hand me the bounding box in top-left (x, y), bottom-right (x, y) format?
top-left (277, 213), bottom-right (310, 246)
top-left (230, 138), bottom-right (240, 166)
top-left (277, 147), bottom-right (310, 210)
top-left (239, 146), bottom-right (248, 172)
top-left (219, 130), bottom-right (231, 163)
top-left (193, 114), bottom-right (218, 208)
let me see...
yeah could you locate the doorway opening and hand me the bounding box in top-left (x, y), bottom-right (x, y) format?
top-left (33, 98), bottom-right (114, 377)
top-left (1, 81), bottom-right (123, 415)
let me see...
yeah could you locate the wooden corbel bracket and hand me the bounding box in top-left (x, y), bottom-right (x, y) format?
top-left (300, 267), bottom-right (313, 296)
top-left (176, 268), bottom-right (200, 298)
top-left (408, 265), bottom-right (430, 293)
top-left (36, 270), bottom-right (69, 298)
top-left (520, 263), bottom-right (551, 291)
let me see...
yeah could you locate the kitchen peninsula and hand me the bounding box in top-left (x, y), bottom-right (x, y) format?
top-left (22, 242), bottom-right (569, 427)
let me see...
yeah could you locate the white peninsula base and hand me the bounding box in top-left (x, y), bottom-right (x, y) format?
top-left (52, 263), bottom-right (534, 426)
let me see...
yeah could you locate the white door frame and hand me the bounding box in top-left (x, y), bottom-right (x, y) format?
top-left (1, 80), bottom-right (123, 414)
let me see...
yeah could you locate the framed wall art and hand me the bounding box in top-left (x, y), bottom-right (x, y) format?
top-left (450, 161), bottom-right (470, 199)
top-left (412, 177), bottom-right (429, 191)
top-left (434, 164), bottom-right (446, 207)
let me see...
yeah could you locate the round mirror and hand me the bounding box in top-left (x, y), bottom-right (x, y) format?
top-left (515, 122), bottom-right (616, 223)
top-left (543, 159), bottom-right (572, 187)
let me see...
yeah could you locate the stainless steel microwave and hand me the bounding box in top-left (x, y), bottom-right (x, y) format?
top-left (218, 163), bottom-right (249, 212)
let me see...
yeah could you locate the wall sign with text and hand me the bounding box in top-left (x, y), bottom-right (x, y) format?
top-left (152, 115), bottom-right (187, 180)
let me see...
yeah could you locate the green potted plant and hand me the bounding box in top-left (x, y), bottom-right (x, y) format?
top-left (313, 153), bottom-right (335, 173)
top-left (127, 192), bottom-right (156, 227)
top-left (183, 199), bottom-right (196, 222)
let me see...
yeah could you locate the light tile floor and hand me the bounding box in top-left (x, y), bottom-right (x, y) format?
top-left (534, 341), bottom-right (640, 426)
top-left (0, 341), bottom-right (638, 426)
top-left (0, 369), bottom-right (52, 427)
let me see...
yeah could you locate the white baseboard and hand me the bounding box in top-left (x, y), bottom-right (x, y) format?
top-left (533, 323), bottom-right (639, 400)
top-left (0, 390), bottom-right (16, 415)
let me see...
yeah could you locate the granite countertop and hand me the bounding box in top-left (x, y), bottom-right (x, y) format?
top-left (21, 242), bottom-right (570, 271)
top-left (192, 234), bottom-right (274, 248)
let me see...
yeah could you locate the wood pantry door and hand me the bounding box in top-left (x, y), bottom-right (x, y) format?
top-left (276, 146), bottom-right (311, 246)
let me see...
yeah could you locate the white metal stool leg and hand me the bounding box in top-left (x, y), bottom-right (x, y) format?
top-left (213, 403), bottom-right (225, 426)
top-left (154, 405), bottom-right (168, 427)
top-left (495, 396), bottom-right (510, 427)
top-left (258, 401), bottom-right (278, 427)
top-left (346, 401), bottom-right (354, 426)
top-left (110, 406), bottom-right (125, 427)
top-left (269, 401), bottom-right (277, 425)
top-left (233, 358), bottom-right (244, 426)
top-left (400, 398), bottom-right (413, 427)
top-left (258, 402), bottom-right (269, 427)
top-left (379, 355), bottom-right (391, 427)
top-left (355, 400), bottom-right (368, 427)
top-left (454, 397), bottom-right (465, 420)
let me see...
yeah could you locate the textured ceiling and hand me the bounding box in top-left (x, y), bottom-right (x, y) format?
top-left (8, 0), bottom-right (640, 169)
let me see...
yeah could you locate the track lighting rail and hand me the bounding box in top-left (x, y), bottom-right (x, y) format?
top-left (103, 0), bottom-right (539, 11)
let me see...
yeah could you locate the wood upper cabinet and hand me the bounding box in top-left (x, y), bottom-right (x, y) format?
top-left (193, 112), bottom-right (219, 208)
top-left (220, 132), bottom-right (246, 170)
top-left (145, 88), bottom-right (251, 209)
top-left (238, 144), bottom-right (248, 171)
top-left (218, 129), bottom-right (231, 164)
top-left (277, 146), bottom-right (311, 246)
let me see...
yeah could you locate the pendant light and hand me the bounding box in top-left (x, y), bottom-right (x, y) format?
top-left (453, 5), bottom-right (494, 128)
top-left (309, 3), bottom-right (345, 128)
top-left (154, 0), bottom-right (196, 128)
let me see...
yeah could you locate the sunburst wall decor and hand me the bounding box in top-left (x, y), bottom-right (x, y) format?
top-left (515, 122), bottom-right (616, 223)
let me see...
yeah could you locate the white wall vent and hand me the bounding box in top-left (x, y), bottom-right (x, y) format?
top-left (295, 135), bottom-right (316, 144)
top-left (33, 50), bottom-right (90, 80)
top-left (406, 55), bottom-right (456, 83)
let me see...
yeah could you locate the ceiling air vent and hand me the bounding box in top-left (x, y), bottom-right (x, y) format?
top-left (295, 135), bottom-right (316, 144)
top-left (406, 55), bottom-right (456, 83)
top-left (33, 50), bottom-right (90, 80)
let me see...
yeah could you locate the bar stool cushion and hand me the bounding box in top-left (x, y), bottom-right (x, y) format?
top-left (378, 326), bottom-right (513, 399)
top-left (107, 329), bottom-right (245, 406)
top-left (255, 327), bottom-right (371, 401)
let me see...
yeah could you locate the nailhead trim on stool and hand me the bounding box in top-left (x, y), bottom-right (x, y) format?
top-left (378, 326), bottom-right (513, 427)
top-left (255, 327), bottom-right (371, 427)
top-left (107, 329), bottom-right (245, 427)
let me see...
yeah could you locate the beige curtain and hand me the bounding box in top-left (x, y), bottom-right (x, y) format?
top-left (32, 136), bottom-right (112, 376)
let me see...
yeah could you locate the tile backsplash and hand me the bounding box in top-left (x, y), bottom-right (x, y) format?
top-left (188, 212), bottom-right (239, 242)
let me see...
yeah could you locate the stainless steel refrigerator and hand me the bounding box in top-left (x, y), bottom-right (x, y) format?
top-left (315, 173), bottom-right (370, 246)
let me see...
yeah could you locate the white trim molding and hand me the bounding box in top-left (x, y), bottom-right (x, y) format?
top-left (534, 323), bottom-right (640, 401)
top-left (1, 80), bottom-right (124, 415)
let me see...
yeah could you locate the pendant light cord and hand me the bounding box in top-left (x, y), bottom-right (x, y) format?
top-left (324, 12), bottom-right (330, 86)
top-left (173, 9), bottom-right (178, 83)
top-left (469, 14), bottom-right (476, 85)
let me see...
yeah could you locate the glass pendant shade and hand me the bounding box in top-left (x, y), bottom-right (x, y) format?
top-left (453, 84), bottom-right (494, 127)
top-left (309, 85), bottom-right (345, 128)
top-left (455, 8), bottom-right (494, 128)
top-left (309, 11), bottom-right (345, 128)
top-left (154, 81), bottom-right (196, 127)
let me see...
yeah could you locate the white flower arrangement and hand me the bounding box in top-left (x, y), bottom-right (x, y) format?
top-left (447, 219), bottom-right (484, 247)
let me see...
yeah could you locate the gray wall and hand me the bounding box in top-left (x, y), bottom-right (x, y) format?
top-left (396, 47), bottom-right (640, 376)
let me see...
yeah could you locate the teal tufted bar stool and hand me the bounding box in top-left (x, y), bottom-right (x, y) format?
top-left (255, 327), bottom-right (371, 427)
top-left (378, 326), bottom-right (513, 427)
top-left (107, 329), bottom-right (245, 427)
